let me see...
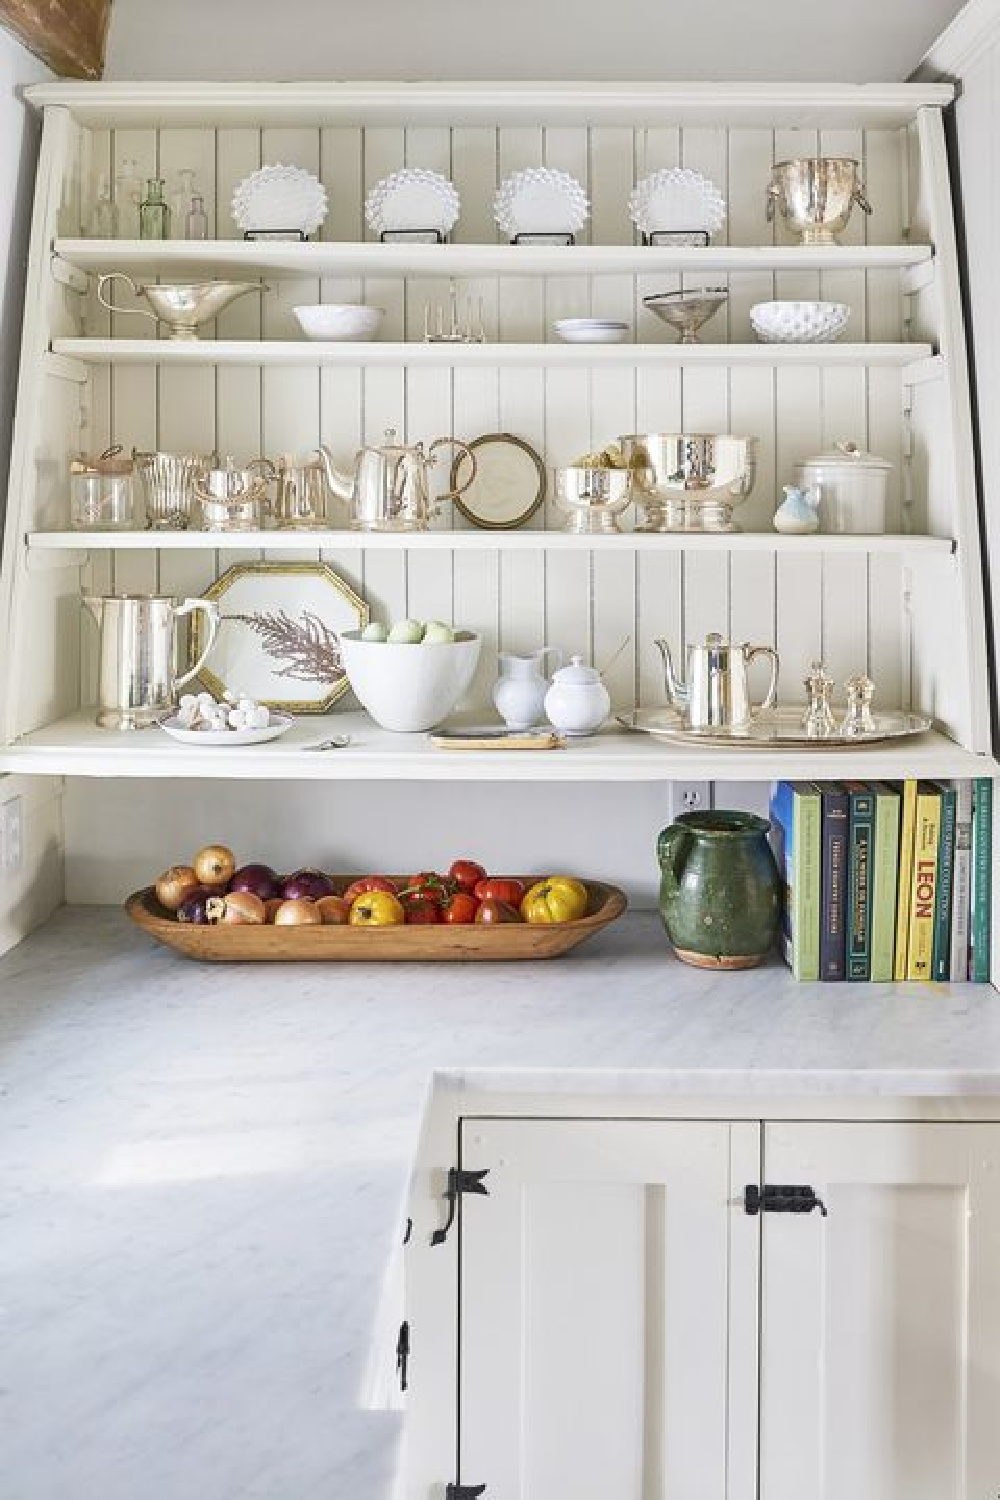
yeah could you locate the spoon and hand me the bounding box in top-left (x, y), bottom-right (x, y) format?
top-left (301, 735), bottom-right (351, 751)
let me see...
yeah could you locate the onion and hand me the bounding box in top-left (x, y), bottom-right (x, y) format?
top-left (316, 894), bottom-right (352, 925)
top-left (281, 868), bottom-right (335, 901)
top-left (230, 863), bottom-right (281, 901)
top-left (193, 844), bottom-right (236, 888)
top-left (207, 890), bottom-right (266, 926)
top-left (263, 897), bottom-right (284, 923)
top-left (154, 864), bottom-right (200, 912)
top-left (274, 898), bottom-right (322, 926)
top-left (176, 886), bottom-right (217, 924)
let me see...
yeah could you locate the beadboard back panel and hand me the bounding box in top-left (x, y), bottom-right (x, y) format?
top-left (55, 121), bottom-right (917, 723)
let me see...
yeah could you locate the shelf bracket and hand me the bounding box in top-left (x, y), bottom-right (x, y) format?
top-left (50, 251), bottom-right (89, 295)
top-left (24, 543), bottom-right (88, 572)
top-left (902, 257), bottom-right (935, 296)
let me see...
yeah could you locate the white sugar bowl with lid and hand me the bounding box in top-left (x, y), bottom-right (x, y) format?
top-left (544, 655), bottom-right (611, 737)
top-left (795, 440), bottom-right (891, 534)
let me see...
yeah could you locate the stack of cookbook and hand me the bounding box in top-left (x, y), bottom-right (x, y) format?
top-left (769, 779), bottom-right (992, 983)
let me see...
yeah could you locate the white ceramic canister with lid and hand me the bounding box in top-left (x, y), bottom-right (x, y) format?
top-left (795, 441), bottom-right (891, 534)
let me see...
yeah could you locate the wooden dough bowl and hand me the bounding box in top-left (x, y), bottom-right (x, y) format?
top-left (126, 878), bottom-right (627, 962)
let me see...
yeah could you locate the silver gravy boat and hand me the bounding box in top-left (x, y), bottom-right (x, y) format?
top-left (97, 273), bottom-right (267, 341)
top-left (657, 633), bottom-right (779, 730)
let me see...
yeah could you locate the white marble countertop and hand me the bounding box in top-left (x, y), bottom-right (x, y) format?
top-left (3, 906), bottom-right (1000, 1500)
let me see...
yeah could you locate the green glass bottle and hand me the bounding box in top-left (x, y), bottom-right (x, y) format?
top-left (139, 177), bottom-right (170, 240)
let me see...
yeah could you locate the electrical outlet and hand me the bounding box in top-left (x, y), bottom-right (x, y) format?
top-left (669, 781), bottom-right (712, 819)
top-left (1, 795), bottom-right (23, 874)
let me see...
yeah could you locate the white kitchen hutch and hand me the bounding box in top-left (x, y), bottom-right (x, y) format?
top-left (0, 80), bottom-right (996, 972)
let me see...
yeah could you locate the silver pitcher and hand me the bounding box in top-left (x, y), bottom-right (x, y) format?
top-left (273, 455), bottom-right (337, 529)
top-left (134, 450), bottom-right (207, 530)
top-left (193, 456), bottom-right (276, 532)
top-left (315, 428), bottom-right (476, 532)
top-left (656, 633), bottom-right (779, 729)
top-left (82, 594), bottom-right (219, 730)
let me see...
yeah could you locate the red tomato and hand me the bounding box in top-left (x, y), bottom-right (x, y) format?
top-left (442, 891), bottom-right (479, 924)
top-left (474, 898), bottom-right (522, 924)
top-left (403, 895), bottom-right (441, 925)
top-left (473, 877), bottom-right (526, 906)
top-left (448, 859), bottom-right (487, 893)
top-left (343, 875), bottom-right (398, 901)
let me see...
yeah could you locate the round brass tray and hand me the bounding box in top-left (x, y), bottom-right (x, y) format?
top-left (617, 705), bottom-right (933, 747)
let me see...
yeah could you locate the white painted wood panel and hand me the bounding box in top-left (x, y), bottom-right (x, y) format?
top-left (760, 1122), bottom-right (1000, 1500)
top-left (458, 1118), bottom-right (751, 1500)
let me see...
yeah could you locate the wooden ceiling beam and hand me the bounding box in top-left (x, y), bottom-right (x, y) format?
top-left (0, 0), bottom-right (111, 79)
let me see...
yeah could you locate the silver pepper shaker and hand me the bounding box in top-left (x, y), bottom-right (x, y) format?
top-left (802, 660), bottom-right (836, 738)
top-left (841, 673), bottom-right (876, 736)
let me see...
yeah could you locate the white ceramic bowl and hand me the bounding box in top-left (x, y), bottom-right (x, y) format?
top-left (339, 630), bottom-right (481, 732)
top-left (554, 318), bottom-right (629, 344)
top-left (293, 304), bottom-right (384, 342)
top-left (750, 300), bottom-right (850, 344)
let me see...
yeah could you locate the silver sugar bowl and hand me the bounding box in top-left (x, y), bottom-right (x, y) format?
top-left (193, 457), bottom-right (275, 532)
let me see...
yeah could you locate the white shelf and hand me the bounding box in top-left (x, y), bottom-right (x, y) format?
top-left (26, 529), bottom-right (956, 556)
top-left (51, 338), bottom-right (934, 371)
top-left (28, 80), bottom-right (954, 129)
top-left (54, 238), bottom-right (933, 280)
top-left (1, 712), bottom-right (994, 783)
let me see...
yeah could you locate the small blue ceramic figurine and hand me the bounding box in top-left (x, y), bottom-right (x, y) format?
top-left (773, 483), bottom-right (820, 534)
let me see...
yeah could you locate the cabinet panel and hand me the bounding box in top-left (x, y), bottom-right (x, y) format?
top-left (458, 1118), bottom-right (758, 1500)
top-left (760, 1122), bottom-right (1000, 1500)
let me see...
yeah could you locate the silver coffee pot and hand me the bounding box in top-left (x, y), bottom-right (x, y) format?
top-left (656, 632), bottom-right (779, 729)
top-left (315, 428), bottom-right (476, 531)
top-left (82, 593), bottom-right (219, 729)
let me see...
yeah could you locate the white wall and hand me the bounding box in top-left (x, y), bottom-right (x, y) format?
top-left (105, 0), bottom-right (965, 84)
top-left (0, 31), bottom-right (62, 954)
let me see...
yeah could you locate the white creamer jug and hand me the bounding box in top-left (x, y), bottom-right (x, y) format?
top-left (493, 647), bottom-right (561, 729)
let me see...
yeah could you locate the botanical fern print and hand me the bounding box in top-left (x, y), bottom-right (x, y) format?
top-left (227, 609), bottom-right (344, 684)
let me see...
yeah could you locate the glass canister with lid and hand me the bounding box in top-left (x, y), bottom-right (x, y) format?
top-left (69, 447), bottom-right (137, 530)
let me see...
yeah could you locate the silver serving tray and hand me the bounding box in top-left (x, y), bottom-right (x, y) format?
top-left (618, 705), bottom-right (933, 748)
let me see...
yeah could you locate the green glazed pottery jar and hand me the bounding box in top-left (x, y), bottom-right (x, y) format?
top-left (657, 810), bottom-right (780, 969)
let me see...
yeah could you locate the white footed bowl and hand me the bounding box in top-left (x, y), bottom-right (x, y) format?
top-left (293, 304), bottom-right (384, 341)
top-left (339, 630), bottom-right (481, 732)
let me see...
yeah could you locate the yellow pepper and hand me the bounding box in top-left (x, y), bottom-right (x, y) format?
top-left (520, 876), bottom-right (589, 924)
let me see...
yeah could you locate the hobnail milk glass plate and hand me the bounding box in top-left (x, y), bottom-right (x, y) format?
top-left (232, 165), bottom-right (328, 237)
top-left (158, 711), bottom-right (294, 747)
top-left (751, 300), bottom-right (850, 344)
top-left (494, 169), bottom-right (590, 238)
top-left (365, 169), bottom-right (461, 236)
top-left (628, 168), bottom-right (727, 237)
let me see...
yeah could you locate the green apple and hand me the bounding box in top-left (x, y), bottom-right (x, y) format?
top-left (387, 618), bottom-right (425, 644)
top-left (422, 620), bottom-right (455, 645)
top-left (361, 621), bottom-right (388, 642)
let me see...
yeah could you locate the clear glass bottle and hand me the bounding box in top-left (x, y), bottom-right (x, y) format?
top-left (170, 168), bottom-right (196, 240)
top-left (115, 157), bottom-right (143, 238)
top-left (139, 177), bottom-right (170, 240)
top-left (88, 173), bottom-right (119, 238)
top-left (184, 194), bottom-right (210, 240)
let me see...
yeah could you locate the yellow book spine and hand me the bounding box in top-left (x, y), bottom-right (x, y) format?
top-left (894, 780), bottom-right (918, 982)
top-left (906, 789), bottom-right (942, 980)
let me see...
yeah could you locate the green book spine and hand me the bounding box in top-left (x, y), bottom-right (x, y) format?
top-left (931, 783), bottom-right (957, 981)
top-left (971, 778), bottom-right (993, 983)
top-left (845, 783), bottom-right (875, 981)
top-left (793, 782), bottom-right (822, 982)
top-left (870, 783), bottom-right (901, 983)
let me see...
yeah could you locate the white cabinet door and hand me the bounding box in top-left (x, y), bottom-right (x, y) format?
top-left (458, 1117), bottom-right (759, 1500)
top-left (760, 1122), bottom-right (1000, 1500)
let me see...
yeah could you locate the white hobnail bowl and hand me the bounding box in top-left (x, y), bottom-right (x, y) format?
top-left (365, 169), bottom-right (461, 236)
top-left (293, 304), bottom-right (384, 341)
top-left (628, 168), bottom-right (726, 237)
top-left (494, 168), bottom-right (590, 238)
top-left (750, 300), bottom-right (850, 344)
top-left (339, 630), bottom-right (481, 732)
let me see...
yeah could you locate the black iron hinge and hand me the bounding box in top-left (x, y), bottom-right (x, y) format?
top-left (431, 1167), bottom-right (489, 1246)
top-left (744, 1183), bottom-right (828, 1217)
top-left (395, 1320), bottom-right (410, 1392)
top-left (445, 1486), bottom-right (486, 1500)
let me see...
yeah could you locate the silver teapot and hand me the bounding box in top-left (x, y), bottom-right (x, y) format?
top-left (656, 633), bottom-right (779, 729)
top-left (315, 428), bottom-right (476, 532)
